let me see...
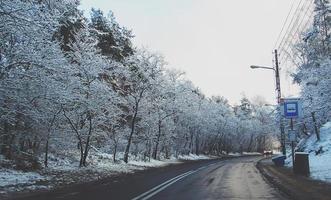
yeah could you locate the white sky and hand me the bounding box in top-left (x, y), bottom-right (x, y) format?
top-left (80, 0), bottom-right (301, 105)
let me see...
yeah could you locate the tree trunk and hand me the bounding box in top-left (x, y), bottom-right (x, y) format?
top-left (44, 110), bottom-right (60, 168)
top-left (153, 120), bottom-right (162, 160)
top-left (79, 140), bottom-right (84, 167)
top-left (311, 112), bottom-right (320, 141)
top-left (81, 116), bottom-right (93, 167)
top-left (44, 139), bottom-right (49, 168)
top-left (195, 134), bottom-right (199, 155)
top-left (183, 136), bottom-right (188, 153)
top-left (124, 102), bottom-right (139, 163)
top-left (165, 146), bottom-right (170, 159)
top-left (189, 132), bottom-right (194, 154)
top-left (113, 141), bottom-right (118, 163)
top-left (63, 109), bottom-right (85, 167)
top-left (148, 141), bottom-right (152, 162)
top-left (77, 136), bottom-right (84, 167)
top-left (247, 134), bottom-right (254, 152)
top-left (1, 121), bottom-right (11, 159)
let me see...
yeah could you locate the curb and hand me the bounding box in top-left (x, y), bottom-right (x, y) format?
top-left (256, 158), bottom-right (296, 200)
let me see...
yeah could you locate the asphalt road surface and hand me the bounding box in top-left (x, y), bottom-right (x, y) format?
top-left (14, 156), bottom-right (288, 200)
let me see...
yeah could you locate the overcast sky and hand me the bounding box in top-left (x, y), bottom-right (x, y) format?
top-left (80, 0), bottom-right (300, 105)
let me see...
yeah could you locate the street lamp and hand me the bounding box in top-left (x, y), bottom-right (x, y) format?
top-left (250, 49), bottom-right (286, 155)
top-left (250, 64), bottom-right (281, 104)
top-left (250, 65), bottom-right (275, 71)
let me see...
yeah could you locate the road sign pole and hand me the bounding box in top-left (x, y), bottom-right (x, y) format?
top-left (282, 98), bottom-right (302, 171)
top-left (290, 118), bottom-right (295, 168)
top-left (280, 118), bottom-right (286, 155)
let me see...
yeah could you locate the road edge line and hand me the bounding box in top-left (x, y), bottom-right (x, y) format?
top-left (131, 170), bottom-right (195, 200)
top-left (139, 170), bottom-right (197, 200)
top-left (131, 161), bottom-right (221, 200)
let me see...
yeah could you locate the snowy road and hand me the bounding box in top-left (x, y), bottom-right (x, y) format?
top-left (13, 157), bottom-right (288, 200)
top-left (138, 156), bottom-right (287, 200)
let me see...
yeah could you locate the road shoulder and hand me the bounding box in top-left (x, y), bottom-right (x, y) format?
top-left (4, 157), bottom-right (227, 200)
top-left (257, 157), bottom-right (331, 200)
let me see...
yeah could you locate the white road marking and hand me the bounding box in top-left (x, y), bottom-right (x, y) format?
top-left (197, 166), bottom-right (207, 170)
top-left (132, 162), bottom-right (218, 200)
top-left (138, 170), bottom-right (197, 200)
top-left (131, 170), bottom-right (194, 200)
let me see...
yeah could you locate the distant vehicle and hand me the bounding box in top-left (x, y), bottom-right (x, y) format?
top-left (263, 150), bottom-right (273, 156)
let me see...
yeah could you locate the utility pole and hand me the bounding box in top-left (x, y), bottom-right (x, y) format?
top-left (274, 49), bottom-right (281, 104)
top-left (274, 49), bottom-right (286, 155)
top-left (250, 50), bottom-right (286, 155)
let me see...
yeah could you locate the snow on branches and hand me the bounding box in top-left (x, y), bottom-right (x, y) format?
top-left (0, 1), bottom-right (278, 169)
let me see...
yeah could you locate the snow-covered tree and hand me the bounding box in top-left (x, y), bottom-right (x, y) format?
top-left (0, 0), bottom-right (72, 167)
top-left (292, 0), bottom-right (330, 139)
top-left (0, 1), bottom-right (281, 170)
top-left (89, 8), bottom-right (134, 61)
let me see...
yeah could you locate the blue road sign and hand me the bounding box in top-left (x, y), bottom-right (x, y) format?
top-left (281, 98), bottom-right (302, 119)
top-left (284, 102), bottom-right (298, 117)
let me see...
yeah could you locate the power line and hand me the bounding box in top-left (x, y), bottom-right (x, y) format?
top-left (277, 0), bottom-right (306, 51)
top-left (273, 0), bottom-right (297, 50)
top-left (277, 0), bottom-right (309, 51)
top-left (270, 0), bottom-right (315, 101)
top-left (278, 1), bottom-right (313, 65)
top-left (279, 1), bottom-right (311, 55)
top-left (280, 0), bottom-right (314, 53)
top-left (279, 1), bottom-right (315, 65)
top-left (279, 8), bottom-right (315, 66)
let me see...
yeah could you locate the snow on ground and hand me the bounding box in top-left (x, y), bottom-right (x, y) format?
top-left (0, 169), bottom-right (46, 188)
top-left (87, 152), bottom-right (180, 173)
top-left (228, 152), bottom-right (262, 156)
top-left (0, 152), bottom-right (214, 197)
top-left (129, 158), bottom-right (180, 168)
top-left (1, 150), bottom-right (266, 196)
top-left (0, 150), bottom-right (265, 196)
top-left (0, 168), bottom-right (50, 196)
top-left (285, 122), bottom-right (331, 183)
top-left (242, 152), bottom-right (262, 156)
top-left (228, 152), bottom-right (241, 156)
top-left (178, 153), bottom-right (212, 160)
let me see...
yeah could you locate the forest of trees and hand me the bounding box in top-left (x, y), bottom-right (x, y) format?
top-left (0, 0), bottom-right (279, 169)
top-left (291, 0), bottom-right (330, 141)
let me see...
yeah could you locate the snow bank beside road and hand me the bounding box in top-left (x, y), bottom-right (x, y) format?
top-left (0, 168), bottom-right (49, 195)
top-left (305, 122), bottom-right (331, 182)
top-left (0, 152), bottom-right (214, 197)
top-left (0, 169), bottom-right (46, 188)
top-left (178, 153), bottom-right (212, 160)
top-left (286, 122), bottom-right (331, 183)
top-left (229, 152), bottom-right (262, 156)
